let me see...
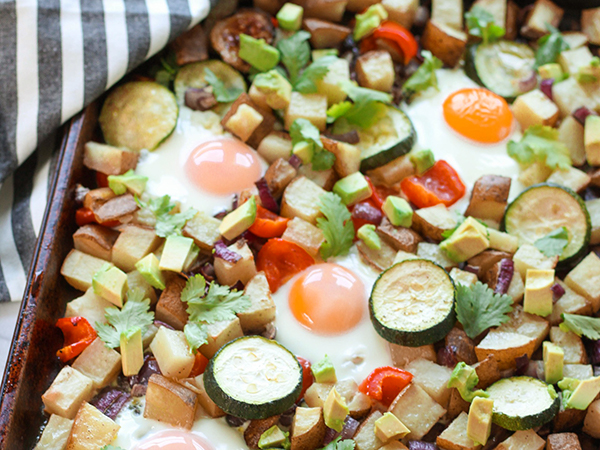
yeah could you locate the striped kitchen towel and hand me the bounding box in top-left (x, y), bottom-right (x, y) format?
top-left (0, 0), bottom-right (212, 302)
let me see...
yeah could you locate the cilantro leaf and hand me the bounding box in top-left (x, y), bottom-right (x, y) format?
top-left (455, 281), bottom-right (513, 339)
top-left (312, 150), bottom-right (336, 171)
top-left (294, 56), bottom-right (337, 94)
top-left (535, 24), bottom-right (570, 68)
top-left (465, 6), bottom-right (506, 45)
top-left (327, 101), bottom-right (353, 123)
top-left (401, 51), bottom-right (443, 100)
top-left (534, 226), bottom-right (569, 258)
top-left (277, 31), bottom-right (311, 84)
top-left (290, 118), bottom-right (335, 171)
top-left (316, 192), bottom-right (355, 260)
top-left (137, 195), bottom-right (197, 237)
top-left (507, 125), bottom-right (571, 171)
top-left (181, 274), bottom-right (207, 303)
top-left (320, 437), bottom-right (356, 450)
top-left (204, 67), bottom-right (244, 102)
top-left (338, 80), bottom-right (392, 128)
top-left (560, 313), bottom-right (600, 340)
top-left (95, 289), bottom-right (154, 348)
top-left (184, 321), bottom-right (209, 353)
top-left (184, 280), bottom-right (250, 324)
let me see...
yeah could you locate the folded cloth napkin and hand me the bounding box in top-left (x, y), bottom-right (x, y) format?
top-left (0, 0), bottom-right (211, 302)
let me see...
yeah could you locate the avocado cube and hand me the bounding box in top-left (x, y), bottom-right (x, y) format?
top-left (382, 196), bottom-right (413, 228)
top-left (467, 397), bottom-right (494, 446)
top-left (323, 387), bottom-right (348, 432)
top-left (538, 63), bottom-right (564, 80)
top-left (524, 269), bottom-right (555, 317)
top-left (440, 217), bottom-right (489, 263)
top-left (354, 4), bottom-right (388, 41)
top-left (333, 172), bottom-right (373, 206)
top-left (410, 149), bottom-right (435, 175)
top-left (312, 354), bottom-right (337, 383)
top-left (357, 224), bottom-right (381, 250)
top-left (312, 49), bottom-right (339, 60)
top-left (374, 412), bottom-right (410, 442)
top-left (107, 170), bottom-right (148, 196)
top-left (585, 115), bottom-right (600, 166)
top-left (120, 328), bottom-right (144, 377)
top-left (218, 197), bottom-right (257, 241)
top-left (159, 235), bottom-right (198, 273)
top-left (559, 376), bottom-right (600, 410)
top-left (543, 341), bottom-right (564, 385)
top-left (238, 34), bottom-right (280, 72)
top-left (293, 141), bottom-right (314, 164)
top-left (92, 264), bottom-right (128, 307)
top-left (252, 70), bottom-right (292, 111)
top-left (258, 425), bottom-right (289, 449)
top-left (135, 253), bottom-right (166, 290)
top-left (276, 3), bottom-right (303, 31)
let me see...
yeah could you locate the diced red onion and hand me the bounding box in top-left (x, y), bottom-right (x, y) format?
top-left (323, 130), bottom-right (360, 145)
top-left (494, 258), bottom-right (514, 295)
top-left (128, 355), bottom-right (161, 390)
top-left (437, 345), bottom-right (458, 368)
top-left (351, 202), bottom-right (383, 226)
top-left (515, 353), bottom-right (530, 375)
top-left (260, 322), bottom-right (277, 340)
top-left (214, 209), bottom-right (228, 220)
top-left (214, 240), bottom-right (242, 263)
top-left (573, 106), bottom-right (598, 126)
top-left (288, 154), bottom-right (302, 169)
top-left (154, 320), bottom-right (174, 330)
top-left (540, 79), bottom-right (554, 100)
top-left (464, 265), bottom-right (479, 275)
top-left (91, 388), bottom-right (131, 420)
top-left (518, 72), bottom-right (537, 93)
top-left (199, 262), bottom-right (216, 281)
top-left (255, 177), bottom-right (279, 213)
top-left (323, 427), bottom-right (340, 446)
top-left (408, 441), bottom-right (439, 450)
top-left (231, 194), bottom-right (239, 211)
top-left (551, 283), bottom-right (565, 303)
top-left (587, 340), bottom-right (600, 365)
top-left (226, 415), bottom-right (247, 427)
top-left (341, 417), bottom-right (360, 440)
top-left (130, 384), bottom-right (147, 397)
top-left (104, 391), bottom-right (131, 420)
top-left (185, 87), bottom-right (218, 111)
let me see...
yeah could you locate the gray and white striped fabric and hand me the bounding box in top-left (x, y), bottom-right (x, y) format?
top-left (0, 0), bottom-right (211, 302)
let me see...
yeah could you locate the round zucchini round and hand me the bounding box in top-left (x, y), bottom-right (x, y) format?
top-left (99, 81), bottom-right (178, 152)
top-left (486, 376), bottom-right (560, 431)
top-left (369, 259), bottom-right (456, 347)
top-left (502, 183), bottom-right (591, 265)
top-left (204, 336), bottom-right (303, 420)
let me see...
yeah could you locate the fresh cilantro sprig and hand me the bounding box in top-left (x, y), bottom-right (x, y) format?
top-left (320, 437), bottom-right (356, 450)
top-left (560, 313), bottom-right (600, 340)
top-left (534, 226), bottom-right (569, 258)
top-left (184, 321), bottom-right (209, 353)
top-left (96, 289), bottom-right (154, 348)
top-left (294, 55), bottom-right (337, 94)
top-left (465, 6), bottom-right (506, 45)
top-left (401, 51), bottom-right (443, 101)
top-left (535, 24), bottom-right (569, 68)
top-left (290, 119), bottom-right (335, 170)
top-left (330, 81), bottom-right (392, 128)
top-left (204, 68), bottom-right (244, 102)
top-left (136, 195), bottom-right (197, 238)
top-left (507, 125), bottom-right (571, 171)
top-left (317, 192), bottom-right (355, 260)
top-left (277, 31), bottom-right (311, 84)
top-left (456, 281), bottom-right (513, 339)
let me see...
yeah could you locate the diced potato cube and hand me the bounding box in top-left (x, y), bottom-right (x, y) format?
top-left (563, 364), bottom-right (594, 380)
top-left (496, 305), bottom-right (550, 351)
top-left (298, 164), bottom-right (337, 190)
top-left (354, 411), bottom-right (384, 450)
top-left (265, 158), bottom-right (297, 198)
top-left (548, 279), bottom-right (592, 325)
top-left (225, 104), bottom-right (264, 142)
top-left (356, 238), bottom-right (397, 272)
top-left (83, 141), bottom-right (138, 175)
top-left (156, 275), bottom-right (188, 330)
top-left (193, 374), bottom-right (225, 417)
top-left (421, 20), bottom-right (467, 67)
top-left (303, 0), bottom-right (348, 23)
top-left (412, 204), bottom-right (458, 242)
top-left (464, 174), bottom-right (511, 224)
top-left (316, 58), bottom-right (350, 105)
top-left (558, 116), bottom-right (586, 166)
top-left (381, 0), bottom-right (418, 28)
top-left (366, 154), bottom-right (415, 188)
top-left (436, 411), bottom-right (480, 450)
top-left (346, 0), bottom-right (379, 12)
top-left (546, 433), bottom-right (582, 450)
top-left (356, 51), bottom-right (395, 93)
top-left (431, 0), bottom-right (463, 29)
top-left (495, 429), bottom-right (545, 450)
top-left (282, 217), bottom-right (325, 260)
top-left (285, 92), bottom-right (328, 131)
top-left (550, 326), bottom-right (587, 364)
top-left (417, 242), bottom-right (458, 271)
top-left (214, 241), bottom-right (257, 286)
top-left (73, 224), bottom-right (118, 261)
top-left (199, 317), bottom-right (244, 358)
top-left (565, 252), bottom-right (600, 312)
top-left (405, 358), bottom-right (453, 408)
top-left (581, 7), bottom-right (600, 46)
top-left (470, 0), bottom-right (506, 27)
top-left (388, 383), bottom-right (446, 440)
top-left (583, 399), bottom-right (600, 438)
top-left (559, 46), bottom-right (594, 75)
top-left (520, 0), bottom-right (563, 39)
top-left (35, 414), bottom-right (73, 450)
top-left (513, 244), bottom-right (558, 278)
top-left (305, 382), bottom-right (334, 408)
top-left (182, 212), bottom-right (221, 253)
top-left (562, 31), bottom-right (589, 49)
top-left (221, 93), bottom-right (276, 148)
top-left (150, 326), bottom-right (195, 378)
top-left (487, 229), bottom-right (518, 253)
top-left (61, 250), bottom-right (111, 292)
top-left (512, 89), bottom-right (559, 130)
top-left (303, 18), bottom-right (351, 49)
top-left (547, 167), bottom-right (591, 193)
top-left (290, 406), bottom-right (326, 450)
top-left (257, 131), bottom-right (293, 164)
top-left (144, 374), bottom-right (198, 429)
top-left (475, 331), bottom-right (537, 370)
top-left (238, 272), bottom-right (276, 332)
top-left (111, 225), bottom-right (162, 272)
top-left (585, 115), bottom-right (600, 166)
top-left (389, 343), bottom-right (436, 368)
top-left (450, 267), bottom-right (478, 286)
top-left (281, 176), bottom-right (327, 224)
top-left (507, 270), bottom-right (525, 303)
top-left (553, 77), bottom-right (598, 118)
top-left (72, 338), bottom-right (121, 389)
top-left (65, 402), bottom-right (119, 450)
top-left (518, 161), bottom-right (552, 187)
top-left (321, 137), bottom-right (361, 178)
top-left (64, 288), bottom-right (113, 328)
top-left (42, 367), bottom-right (94, 419)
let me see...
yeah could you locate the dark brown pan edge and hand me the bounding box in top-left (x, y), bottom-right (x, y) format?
top-left (0, 103), bottom-right (98, 449)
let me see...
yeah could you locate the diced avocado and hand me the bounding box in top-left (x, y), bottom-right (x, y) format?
top-left (120, 327), bottom-right (144, 376)
top-left (559, 376), bottom-right (600, 410)
top-left (467, 397), bottom-right (494, 446)
top-left (537, 63), bottom-right (564, 80)
top-left (354, 4), bottom-right (388, 41)
top-left (312, 49), bottom-right (339, 60)
top-left (276, 3), bottom-right (303, 31)
top-left (323, 387), bottom-right (348, 432)
top-left (92, 263), bottom-right (128, 307)
top-left (374, 412), bottom-right (410, 442)
top-left (524, 269), bottom-right (555, 317)
top-left (239, 34), bottom-right (280, 72)
top-left (135, 253), bottom-right (166, 290)
top-left (358, 224), bottom-right (381, 250)
top-left (577, 57), bottom-right (600, 83)
top-left (107, 170), bottom-right (148, 196)
top-left (292, 141), bottom-right (314, 164)
top-left (585, 115), bottom-right (600, 166)
top-left (333, 172), bottom-right (373, 206)
top-left (543, 341), bottom-right (564, 385)
top-left (258, 425), bottom-right (290, 449)
top-left (382, 196), bottom-right (413, 228)
top-left (447, 362), bottom-right (489, 403)
top-left (440, 217), bottom-right (489, 263)
top-left (253, 70), bottom-right (293, 110)
top-left (311, 354), bottom-right (337, 383)
top-left (158, 235), bottom-right (197, 273)
top-left (218, 197), bottom-right (257, 241)
top-left (410, 149), bottom-right (435, 175)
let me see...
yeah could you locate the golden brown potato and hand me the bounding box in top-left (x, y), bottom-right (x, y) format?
top-left (169, 23), bottom-right (208, 66)
top-left (144, 374), bottom-right (198, 429)
top-left (221, 93), bottom-right (276, 149)
top-left (553, 398), bottom-right (586, 432)
top-left (291, 407), bottom-right (326, 450)
top-left (546, 433), bottom-right (582, 450)
top-left (245, 415), bottom-right (281, 449)
top-left (83, 142), bottom-right (138, 176)
top-left (445, 327), bottom-right (477, 365)
top-left (83, 187), bottom-right (116, 211)
top-left (468, 249), bottom-right (512, 281)
top-left (92, 194), bottom-right (138, 224)
top-left (61, 249), bottom-right (111, 292)
top-left (302, 18), bottom-right (351, 49)
top-left (111, 225), bottom-right (162, 272)
top-left (356, 51), bottom-right (395, 93)
top-left (473, 355), bottom-right (501, 389)
top-left (354, 411), bottom-right (384, 450)
top-left (303, 0), bottom-right (348, 22)
top-left (365, 155), bottom-right (414, 188)
top-left (447, 388), bottom-right (470, 420)
top-left (377, 217), bottom-right (423, 253)
top-left (412, 204), bottom-right (457, 242)
top-left (356, 239), bottom-right (397, 272)
top-left (66, 403), bottom-right (119, 450)
top-left (73, 224), bottom-right (119, 262)
top-left (281, 217), bottom-right (325, 260)
top-left (265, 158), bottom-right (298, 199)
top-left (475, 331), bottom-right (536, 370)
top-left (155, 275), bottom-right (189, 330)
top-left (520, 0), bottom-right (563, 39)
top-left (421, 20), bottom-right (467, 67)
top-left (321, 137), bottom-right (360, 178)
top-left (581, 7), bottom-right (600, 45)
top-left (464, 174), bottom-right (511, 223)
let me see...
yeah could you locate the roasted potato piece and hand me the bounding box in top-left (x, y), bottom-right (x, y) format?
top-left (464, 175), bottom-right (511, 224)
top-left (65, 288), bottom-right (113, 328)
top-left (245, 415), bottom-right (281, 449)
top-left (83, 142), bottom-right (138, 176)
top-left (200, 317), bottom-right (244, 359)
top-left (447, 388), bottom-right (470, 420)
top-left (61, 249), bottom-right (111, 292)
top-left (72, 338), bottom-right (121, 390)
top-left (303, 0), bottom-right (348, 22)
top-left (377, 217), bottom-right (422, 253)
top-left (520, 0), bottom-right (563, 39)
top-left (445, 327), bottom-right (477, 365)
top-left (156, 275), bottom-right (188, 330)
top-left (436, 412), bottom-right (479, 450)
top-left (182, 212), bottom-right (221, 253)
top-left (354, 411), bottom-right (384, 450)
top-left (92, 194), bottom-right (138, 224)
top-left (497, 305), bottom-right (549, 351)
top-left (83, 187), bottom-right (116, 211)
top-left (257, 131), bottom-right (293, 164)
top-left (583, 399), bottom-right (600, 438)
top-left (281, 217), bottom-right (325, 260)
top-left (169, 23), bottom-right (208, 66)
top-left (298, 164), bottom-right (338, 190)
top-left (281, 176), bottom-right (326, 224)
top-left (473, 355), bottom-right (501, 389)
top-left (389, 343), bottom-right (437, 368)
top-left (285, 92), bottom-right (328, 132)
top-left (356, 50), bottom-right (395, 93)
top-left (546, 433), bottom-right (582, 450)
top-left (581, 7), bottom-right (600, 46)
top-left (144, 374), bottom-right (198, 429)
top-left (265, 158), bottom-right (297, 198)
top-left (356, 238), bottom-right (397, 272)
top-left (405, 358), bottom-right (453, 408)
top-left (193, 374), bottom-right (225, 418)
top-left (550, 326), bottom-right (587, 364)
top-left (381, 0), bottom-right (418, 28)
top-left (495, 429), bottom-right (545, 450)
top-left (150, 326), bottom-right (195, 378)
top-left (565, 252), bottom-right (600, 312)
top-left (291, 407), bottom-right (326, 450)
top-left (547, 166), bottom-right (591, 193)
top-left (388, 384), bottom-right (446, 440)
top-left (512, 89), bottom-right (560, 131)
top-left (111, 225), bottom-right (162, 272)
top-left (239, 272), bottom-right (276, 332)
top-left (553, 395), bottom-right (586, 432)
top-left (221, 93), bottom-right (276, 148)
top-left (422, 20), bottom-right (467, 67)
top-left (412, 204), bottom-right (457, 242)
top-left (73, 224), bottom-right (119, 262)
top-left (468, 250), bottom-right (512, 281)
top-left (365, 155), bottom-right (414, 188)
top-left (431, 0), bottom-right (463, 30)
top-left (302, 18), bottom-right (351, 49)
top-left (35, 414), bottom-right (73, 450)
top-left (321, 137), bottom-right (360, 178)
top-left (66, 403), bottom-right (119, 450)
top-left (42, 367), bottom-right (94, 419)
top-left (213, 240), bottom-right (258, 286)
top-left (475, 331), bottom-right (536, 370)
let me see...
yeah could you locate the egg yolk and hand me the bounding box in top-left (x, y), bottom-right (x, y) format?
top-left (443, 88), bottom-right (513, 144)
top-left (134, 430), bottom-right (214, 450)
top-left (289, 263), bottom-right (365, 335)
top-left (186, 138), bottom-right (262, 195)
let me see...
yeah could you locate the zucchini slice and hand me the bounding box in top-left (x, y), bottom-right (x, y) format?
top-left (99, 81), bottom-right (178, 152)
top-left (332, 106), bottom-right (416, 172)
top-left (174, 60), bottom-right (247, 105)
top-left (503, 183), bottom-right (591, 264)
top-left (486, 376), bottom-right (560, 431)
top-left (369, 259), bottom-right (455, 347)
top-left (465, 41), bottom-right (536, 101)
top-left (204, 336), bottom-right (302, 420)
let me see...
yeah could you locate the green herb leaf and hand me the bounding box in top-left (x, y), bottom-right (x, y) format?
top-left (465, 6), bottom-right (506, 45)
top-left (290, 118), bottom-right (335, 170)
top-left (455, 281), bottom-right (513, 339)
top-left (95, 289), bottom-right (154, 348)
top-left (277, 31), bottom-right (311, 84)
top-left (317, 192), bottom-right (355, 260)
top-left (401, 51), bottom-right (443, 100)
top-left (183, 280), bottom-right (250, 324)
top-left (181, 274), bottom-right (207, 303)
top-left (560, 313), bottom-right (600, 340)
top-left (184, 321), bottom-right (209, 353)
top-left (311, 150), bottom-right (336, 171)
top-left (294, 55), bottom-right (337, 93)
top-left (507, 125), bottom-right (571, 171)
top-left (204, 67), bottom-right (244, 102)
top-left (534, 226), bottom-right (569, 258)
top-left (535, 24), bottom-right (570, 68)
top-left (338, 80), bottom-right (392, 128)
top-left (327, 101), bottom-right (353, 123)
top-left (320, 437), bottom-right (356, 450)
top-left (137, 194), bottom-right (197, 237)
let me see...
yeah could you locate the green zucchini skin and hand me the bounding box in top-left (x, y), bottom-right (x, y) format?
top-left (204, 336), bottom-right (303, 420)
top-left (369, 259), bottom-right (456, 347)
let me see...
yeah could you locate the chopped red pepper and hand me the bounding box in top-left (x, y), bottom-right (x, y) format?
top-left (96, 172), bottom-right (109, 188)
top-left (360, 21), bottom-right (418, 65)
top-left (401, 160), bottom-right (466, 208)
top-left (55, 317), bottom-right (97, 363)
top-left (75, 208), bottom-right (96, 226)
top-left (296, 356), bottom-right (314, 402)
top-left (248, 205), bottom-right (290, 238)
top-left (256, 238), bottom-right (315, 292)
top-left (189, 352), bottom-right (209, 377)
top-left (359, 366), bottom-right (413, 407)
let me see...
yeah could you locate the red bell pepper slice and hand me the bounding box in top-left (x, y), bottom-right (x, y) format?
top-left (359, 366), bottom-right (413, 406)
top-left (248, 205), bottom-right (290, 238)
top-left (296, 356), bottom-right (314, 402)
top-left (96, 172), bottom-right (110, 188)
top-left (189, 352), bottom-right (209, 377)
top-left (56, 317), bottom-right (97, 363)
top-left (256, 238), bottom-right (315, 292)
top-left (75, 208), bottom-right (96, 226)
top-left (360, 21), bottom-right (418, 65)
top-left (401, 160), bottom-right (466, 208)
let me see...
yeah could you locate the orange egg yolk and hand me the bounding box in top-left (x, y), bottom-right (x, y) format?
top-left (443, 88), bottom-right (513, 144)
top-left (185, 138), bottom-right (262, 195)
top-left (289, 263), bottom-right (365, 335)
top-left (135, 430), bottom-right (214, 450)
